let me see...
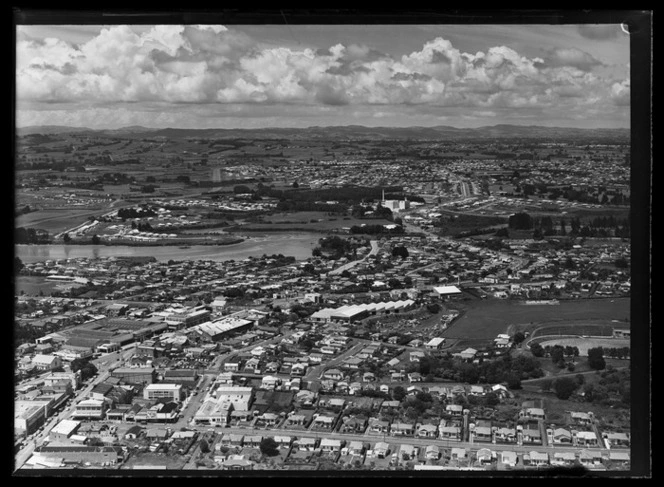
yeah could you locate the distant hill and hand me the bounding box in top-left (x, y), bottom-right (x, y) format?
top-left (16, 124), bottom-right (630, 142)
top-left (16, 125), bottom-right (94, 136)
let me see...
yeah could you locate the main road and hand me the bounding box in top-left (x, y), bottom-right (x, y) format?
top-left (327, 240), bottom-right (380, 276)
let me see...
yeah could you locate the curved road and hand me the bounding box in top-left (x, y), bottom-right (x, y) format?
top-left (327, 240), bottom-right (380, 276)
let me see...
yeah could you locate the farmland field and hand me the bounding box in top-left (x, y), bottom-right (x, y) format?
top-left (442, 297), bottom-right (630, 341)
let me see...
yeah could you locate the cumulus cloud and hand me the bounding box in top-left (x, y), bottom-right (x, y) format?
top-left (539, 47), bottom-right (604, 71)
top-left (611, 79), bottom-right (630, 106)
top-left (16, 24), bottom-right (630, 119)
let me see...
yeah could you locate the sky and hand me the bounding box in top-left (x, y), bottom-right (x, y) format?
top-left (15, 23), bottom-right (631, 130)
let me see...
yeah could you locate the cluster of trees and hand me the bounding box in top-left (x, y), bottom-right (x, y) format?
top-left (508, 212), bottom-right (534, 230)
top-left (582, 366), bottom-right (630, 407)
top-left (391, 246), bottom-right (409, 259)
top-left (117, 207), bottom-right (157, 219)
top-left (507, 212), bottom-right (630, 238)
top-left (70, 358), bottom-right (98, 381)
top-left (530, 343), bottom-right (580, 370)
top-left (313, 236), bottom-right (357, 259)
top-left (15, 227), bottom-right (51, 244)
top-left (402, 353), bottom-right (544, 389)
top-left (542, 375), bottom-right (587, 400)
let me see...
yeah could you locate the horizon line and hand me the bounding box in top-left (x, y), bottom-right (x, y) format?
top-left (16, 122), bottom-right (631, 131)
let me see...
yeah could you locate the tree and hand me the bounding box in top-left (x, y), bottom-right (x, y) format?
top-left (70, 358), bottom-right (98, 380)
top-left (199, 439), bottom-right (210, 454)
top-left (508, 212), bottom-right (533, 230)
top-left (530, 342), bottom-right (544, 357)
top-left (392, 386), bottom-right (407, 401)
top-left (426, 303), bottom-right (441, 314)
top-left (14, 256), bottom-right (24, 275)
top-left (553, 377), bottom-right (578, 400)
top-left (550, 345), bottom-right (565, 364)
top-left (587, 347), bottom-right (606, 370)
top-left (91, 234), bottom-right (101, 245)
top-left (513, 332), bottom-right (525, 345)
top-left (392, 246), bottom-right (409, 259)
top-left (63, 233), bottom-right (71, 243)
top-left (259, 437), bottom-right (280, 457)
top-left (291, 181), bottom-right (299, 188)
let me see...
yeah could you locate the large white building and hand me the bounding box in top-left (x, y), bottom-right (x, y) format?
top-left (71, 399), bottom-right (107, 420)
top-left (213, 386), bottom-right (253, 411)
top-left (143, 383), bottom-right (183, 402)
top-left (31, 354), bottom-right (62, 371)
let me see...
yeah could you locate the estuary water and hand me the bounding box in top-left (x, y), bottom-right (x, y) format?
top-left (15, 233), bottom-right (323, 263)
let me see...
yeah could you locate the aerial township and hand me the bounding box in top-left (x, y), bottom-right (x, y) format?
top-left (14, 128), bottom-right (632, 472)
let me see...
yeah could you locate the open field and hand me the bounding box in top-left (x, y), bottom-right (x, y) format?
top-left (442, 298), bottom-right (630, 341)
top-left (16, 209), bottom-right (109, 234)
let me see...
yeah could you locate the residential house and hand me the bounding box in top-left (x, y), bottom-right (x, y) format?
top-left (500, 451), bottom-right (518, 468)
top-left (473, 426), bottom-right (493, 443)
top-left (320, 438), bottom-right (343, 453)
top-left (552, 451), bottom-right (576, 466)
top-left (456, 348), bottom-right (477, 361)
top-left (416, 423), bottom-right (438, 439)
top-left (552, 428), bottom-right (573, 445)
top-left (521, 425), bottom-right (542, 445)
top-left (446, 404), bottom-right (464, 416)
top-left (260, 376), bottom-right (281, 390)
top-left (311, 413), bottom-right (337, 430)
top-left (578, 449), bottom-right (604, 467)
top-left (409, 351), bottom-right (425, 362)
top-left (390, 422), bottom-right (415, 437)
top-left (221, 456), bottom-right (254, 471)
top-left (575, 431), bottom-right (599, 447)
top-left (243, 435), bottom-right (263, 449)
top-left (340, 416), bottom-right (367, 434)
top-left (521, 407), bottom-right (546, 420)
top-left (524, 451), bottom-right (549, 467)
top-left (322, 368), bottom-right (344, 381)
top-left (398, 444), bottom-right (418, 462)
top-left (425, 444), bottom-right (440, 461)
top-left (494, 427), bottom-right (517, 444)
top-left (570, 411), bottom-right (593, 426)
top-left (604, 432), bottom-right (630, 448)
top-left (608, 451), bottom-right (630, 467)
top-left (368, 418), bottom-right (390, 435)
top-left (347, 441), bottom-right (366, 457)
top-left (476, 448), bottom-right (494, 465)
top-left (295, 437), bottom-right (317, 452)
top-left (372, 442), bottom-right (390, 459)
top-left (439, 424), bottom-right (462, 441)
top-left (407, 372), bottom-right (423, 383)
top-left (273, 436), bottom-right (292, 449)
top-left (285, 412), bottom-right (309, 428)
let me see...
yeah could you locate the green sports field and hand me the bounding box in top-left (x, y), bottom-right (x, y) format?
top-left (442, 297), bottom-right (630, 341)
